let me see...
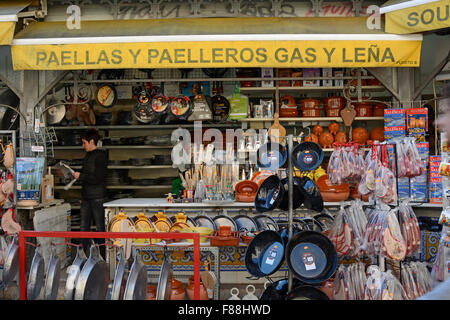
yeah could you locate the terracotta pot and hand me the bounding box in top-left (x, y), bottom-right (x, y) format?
top-left (300, 98), bottom-right (321, 117)
top-left (373, 104), bottom-right (385, 117)
top-left (352, 127), bottom-right (369, 145)
top-left (317, 175), bottom-right (350, 202)
top-left (251, 170), bottom-right (273, 187)
top-left (313, 125), bottom-right (324, 136)
top-left (319, 132), bottom-right (334, 149)
top-left (370, 127), bottom-right (385, 142)
top-left (186, 276), bottom-right (210, 300)
top-left (304, 133), bottom-right (319, 144)
top-left (354, 102), bottom-right (373, 117)
top-left (366, 78), bottom-right (382, 86)
top-left (170, 278), bottom-right (186, 300)
top-left (334, 131), bottom-right (347, 144)
top-left (235, 180), bottom-right (258, 202)
top-left (319, 279), bottom-right (334, 300)
top-left (146, 284), bottom-right (157, 300)
top-left (328, 122), bottom-right (340, 135)
top-left (324, 96), bottom-right (345, 117)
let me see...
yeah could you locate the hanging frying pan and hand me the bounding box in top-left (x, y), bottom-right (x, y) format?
top-left (286, 285), bottom-right (330, 300)
top-left (254, 214), bottom-right (279, 232)
top-left (124, 249), bottom-right (148, 300)
top-left (233, 215), bottom-right (258, 233)
top-left (137, 88), bottom-right (151, 106)
top-left (291, 142), bottom-right (324, 171)
top-left (257, 142), bottom-right (287, 171)
top-left (278, 176), bottom-right (305, 211)
top-left (260, 278), bottom-right (302, 300)
top-left (45, 96), bottom-right (66, 125)
top-left (74, 244), bottom-right (109, 300)
top-left (313, 212), bottom-right (335, 231)
top-left (151, 95), bottom-right (170, 115)
top-left (133, 102), bottom-right (160, 124)
top-left (27, 245), bottom-right (45, 300)
top-left (254, 175), bottom-right (285, 213)
top-left (118, 110), bottom-right (134, 125)
top-left (193, 215), bottom-right (217, 231)
top-left (110, 246), bottom-right (127, 300)
top-left (300, 217), bottom-right (326, 232)
top-left (297, 177), bottom-right (324, 213)
top-left (213, 215), bottom-right (238, 232)
top-left (64, 246), bottom-right (88, 300)
top-left (169, 95), bottom-right (192, 120)
top-left (245, 230), bottom-right (285, 278)
top-left (156, 253), bottom-right (173, 300)
top-left (285, 230), bottom-right (338, 285)
top-left (44, 244), bottom-right (61, 300)
top-left (95, 84), bottom-right (117, 108)
top-left (2, 235), bottom-right (19, 288)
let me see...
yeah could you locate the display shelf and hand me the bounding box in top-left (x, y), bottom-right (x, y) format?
top-left (50, 123), bottom-right (241, 130)
top-left (53, 145), bottom-right (173, 150)
top-left (55, 185), bottom-right (173, 190)
top-left (60, 165), bottom-right (175, 169)
top-left (239, 85), bottom-right (385, 93)
top-left (239, 116), bottom-right (384, 122)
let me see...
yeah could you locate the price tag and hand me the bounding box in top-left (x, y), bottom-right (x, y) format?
top-left (31, 145), bottom-right (44, 153)
top-left (303, 253), bottom-right (316, 271)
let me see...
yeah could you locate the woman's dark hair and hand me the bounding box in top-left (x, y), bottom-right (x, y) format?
top-left (81, 128), bottom-right (100, 145)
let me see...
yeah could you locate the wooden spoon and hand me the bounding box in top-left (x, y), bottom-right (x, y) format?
top-left (268, 112), bottom-right (286, 143)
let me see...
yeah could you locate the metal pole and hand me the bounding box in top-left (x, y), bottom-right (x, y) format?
top-left (287, 134), bottom-right (294, 292)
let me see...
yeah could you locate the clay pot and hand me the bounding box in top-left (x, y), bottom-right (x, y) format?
top-left (319, 132), bottom-right (334, 149)
top-left (300, 98), bottom-right (321, 117)
top-left (280, 95), bottom-right (298, 117)
top-left (370, 127), bottom-right (385, 142)
top-left (328, 122), bottom-right (340, 135)
top-left (373, 104), bottom-right (385, 117)
top-left (351, 127), bottom-right (369, 145)
top-left (316, 175), bottom-right (350, 202)
top-left (354, 102), bottom-right (373, 117)
top-left (186, 276), bottom-right (210, 300)
top-left (304, 133), bottom-right (319, 144)
top-left (146, 284), bottom-right (157, 300)
top-left (313, 125), bottom-right (324, 136)
top-left (170, 278), bottom-right (186, 300)
top-left (324, 96), bottom-right (345, 117)
top-left (334, 132), bottom-right (347, 144)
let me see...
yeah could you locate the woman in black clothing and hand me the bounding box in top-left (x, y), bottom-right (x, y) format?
top-left (72, 129), bottom-right (108, 257)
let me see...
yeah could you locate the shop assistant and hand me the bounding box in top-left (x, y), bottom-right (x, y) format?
top-left (72, 129), bottom-right (108, 258)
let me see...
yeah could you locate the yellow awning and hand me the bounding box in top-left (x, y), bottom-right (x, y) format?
top-left (0, 1), bottom-right (31, 45)
top-left (382, 0), bottom-right (450, 34)
top-left (11, 16), bottom-right (423, 70)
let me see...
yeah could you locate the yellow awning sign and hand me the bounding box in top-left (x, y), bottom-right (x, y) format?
top-left (384, 0), bottom-right (450, 34)
top-left (0, 1), bottom-right (31, 45)
top-left (10, 17), bottom-right (423, 69)
top-left (11, 39), bottom-right (422, 69)
top-left (0, 21), bottom-right (15, 45)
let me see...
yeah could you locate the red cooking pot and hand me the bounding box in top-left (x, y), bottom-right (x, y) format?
top-left (323, 96), bottom-right (345, 117)
top-left (300, 98), bottom-right (321, 117)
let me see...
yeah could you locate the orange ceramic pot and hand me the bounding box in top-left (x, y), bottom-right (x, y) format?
top-left (352, 127), bottom-right (369, 145)
top-left (373, 104), bottom-right (385, 117)
top-left (317, 175), bottom-right (350, 202)
top-left (251, 170), bottom-right (273, 187)
top-left (235, 180), bottom-right (258, 202)
top-left (300, 98), bottom-right (321, 117)
top-left (280, 94), bottom-right (298, 117)
top-left (313, 125), bottom-right (324, 136)
top-left (328, 122), bottom-right (340, 135)
top-left (186, 276), bottom-right (210, 300)
top-left (324, 96), bottom-right (345, 117)
top-left (334, 132), bottom-right (347, 144)
top-left (354, 102), bottom-right (373, 117)
top-left (146, 284), bottom-right (157, 300)
top-left (370, 127), bottom-right (385, 142)
top-left (319, 132), bottom-right (334, 149)
top-left (170, 278), bottom-right (186, 300)
top-left (304, 133), bottom-right (319, 144)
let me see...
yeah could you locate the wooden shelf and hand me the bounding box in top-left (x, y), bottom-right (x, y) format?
top-left (240, 117), bottom-right (384, 122)
top-left (55, 185), bottom-right (172, 190)
top-left (51, 123), bottom-right (241, 130)
top-left (53, 145), bottom-right (173, 150)
top-left (239, 85), bottom-right (385, 93)
top-left (58, 165), bottom-right (175, 169)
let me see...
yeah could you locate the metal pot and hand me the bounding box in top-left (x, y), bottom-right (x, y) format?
top-left (256, 142), bottom-right (287, 171)
top-left (291, 142), bottom-right (324, 171)
top-left (297, 177), bottom-right (324, 213)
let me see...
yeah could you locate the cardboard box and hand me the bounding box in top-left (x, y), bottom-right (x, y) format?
top-left (384, 109), bottom-right (406, 128)
top-left (398, 177), bottom-right (410, 201)
top-left (429, 175), bottom-right (443, 204)
top-left (261, 68), bottom-right (274, 87)
top-left (322, 68), bottom-right (333, 87)
top-left (303, 68), bottom-right (320, 87)
top-left (41, 167), bottom-right (54, 204)
top-left (334, 69), bottom-right (344, 87)
top-left (384, 126), bottom-right (406, 141)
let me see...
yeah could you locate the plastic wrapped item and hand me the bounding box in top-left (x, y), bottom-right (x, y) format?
top-left (392, 137), bottom-right (424, 178)
top-left (402, 261), bottom-right (432, 299)
top-left (327, 143), bottom-right (365, 186)
top-left (364, 266), bottom-right (408, 300)
top-left (333, 263), bottom-right (367, 300)
top-left (398, 202), bottom-right (421, 257)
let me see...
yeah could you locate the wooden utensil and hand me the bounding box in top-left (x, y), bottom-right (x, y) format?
top-left (268, 112), bottom-right (286, 143)
top-left (340, 101), bottom-right (357, 138)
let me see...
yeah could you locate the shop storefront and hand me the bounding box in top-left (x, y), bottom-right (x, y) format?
top-left (0, 0), bottom-right (448, 301)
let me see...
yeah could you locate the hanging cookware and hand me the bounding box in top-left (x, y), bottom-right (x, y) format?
top-left (257, 142), bottom-right (287, 171)
top-left (300, 217), bottom-right (326, 232)
top-left (291, 142), bottom-right (324, 171)
top-left (234, 180), bottom-right (258, 203)
top-left (285, 230), bottom-right (338, 285)
top-left (137, 87), bottom-right (151, 106)
top-left (27, 245), bottom-right (45, 300)
top-left (117, 110), bottom-right (133, 125)
top-left (64, 245), bottom-right (88, 300)
top-left (96, 112), bottom-right (113, 125)
top-left (133, 102), bottom-right (160, 124)
top-left (313, 212), bottom-right (335, 231)
top-left (193, 215), bottom-right (217, 231)
top-left (156, 253), bottom-right (173, 300)
top-left (297, 176), bottom-right (324, 212)
top-left (111, 246), bottom-right (127, 300)
top-left (316, 175), bottom-right (350, 202)
top-left (260, 278), bottom-right (302, 300)
top-left (211, 93), bottom-right (230, 122)
top-left (254, 175), bottom-right (285, 213)
top-left (233, 215), bottom-right (258, 233)
top-left (151, 211), bottom-right (172, 232)
top-left (44, 244), bottom-right (61, 300)
top-left (213, 215), bottom-right (238, 232)
top-left (124, 249), bottom-right (148, 300)
top-left (188, 84), bottom-right (213, 121)
top-left (151, 95), bottom-right (170, 115)
top-left (279, 95), bottom-right (298, 118)
top-left (254, 214), bottom-right (279, 232)
top-left (95, 84), bottom-right (117, 108)
top-left (170, 95), bottom-right (192, 120)
top-left (250, 170), bottom-right (273, 188)
top-left (2, 234), bottom-right (19, 288)
top-left (245, 230), bottom-right (285, 278)
top-left (278, 176), bottom-right (305, 211)
top-left (74, 244), bottom-right (109, 300)
top-left (286, 285), bottom-right (330, 300)
top-left (46, 102), bottom-right (66, 125)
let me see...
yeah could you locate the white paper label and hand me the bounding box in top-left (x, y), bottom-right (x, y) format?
top-left (31, 145), bottom-right (44, 152)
